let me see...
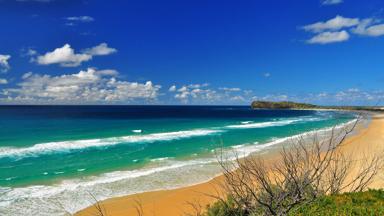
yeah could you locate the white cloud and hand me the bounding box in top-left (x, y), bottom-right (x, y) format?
top-left (187, 83), bottom-right (209, 88)
top-left (36, 44), bottom-right (92, 67)
top-left (263, 89), bottom-right (384, 105)
top-left (168, 85), bottom-right (177, 92)
top-left (230, 95), bottom-right (245, 101)
top-left (170, 83), bottom-right (250, 104)
top-left (1, 68), bottom-right (161, 104)
top-left (307, 30), bottom-right (350, 44)
top-left (219, 87), bottom-right (241, 92)
top-left (173, 84), bottom-right (221, 103)
top-left (22, 48), bottom-right (37, 57)
top-left (0, 55), bottom-right (11, 72)
top-left (0, 79), bottom-right (7, 84)
top-left (303, 15), bottom-right (359, 33)
top-left (83, 43), bottom-right (117, 56)
top-left (22, 72), bottom-right (33, 79)
top-left (263, 73), bottom-right (271, 77)
top-left (352, 18), bottom-right (384, 37)
top-left (65, 16), bottom-right (94, 26)
top-left (66, 16), bottom-right (94, 23)
top-left (302, 15), bottom-right (384, 43)
top-left (322, 0), bottom-right (343, 5)
top-left (35, 43), bottom-right (117, 67)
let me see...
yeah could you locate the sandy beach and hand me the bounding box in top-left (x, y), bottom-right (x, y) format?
top-left (76, 113), bottom-right (384, 216)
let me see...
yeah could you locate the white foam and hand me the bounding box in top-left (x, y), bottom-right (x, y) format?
top-left (5, 177), bottom-right (16, 181)
top-left (132, 129), bottom-right (142, 133)
top-left (0, 158), bottom-right (218, 215)
top-left (227, 116), bottom-right (325, 129)
top-left (0, 129), bottom-right (222, 159)
top-left (241, 121), bottom-right (253, 124)
top-left (54, 172), bottom-right (64, 175)
top-left (231, 119), bottom-right (356, 158)
top-left (231, 144), bottom-right (246, 149)
top-left (150, 157), bottom-right (171, 162)
top-left (226, 119), bottom-right (299, 129)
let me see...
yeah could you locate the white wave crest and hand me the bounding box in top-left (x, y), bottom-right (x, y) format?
top-left (227, 116), bottom-right (325, 129)
top-left (226, 119), bottom-right (299, 129)
top-left (0, 129), bottom-right (222, 159)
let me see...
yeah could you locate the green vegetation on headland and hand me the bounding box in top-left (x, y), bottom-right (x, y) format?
top-left (205, 190), bottom-right (384, 216)
top-left (251, 100), bottom-right (384, 111)
top-left (251, 101), bottom-right (318, 109)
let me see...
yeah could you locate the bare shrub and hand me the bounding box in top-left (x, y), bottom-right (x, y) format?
top-left (212, 116), bottom-right (383, 216)
top-left (88, 192), bottom-right (107, 216)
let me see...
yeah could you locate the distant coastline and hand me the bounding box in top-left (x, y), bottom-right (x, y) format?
top-left (251, 100), bottom-right (384, 112)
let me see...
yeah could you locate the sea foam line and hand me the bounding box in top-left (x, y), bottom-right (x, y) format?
top-left (226, 119), bottom-right (299, 129)
top-left (230, 119), bottom-right (357, 158)
top-left (226, 116), bottom-right (324, 129)
top-left (0, 129), bottom-right (222, 159)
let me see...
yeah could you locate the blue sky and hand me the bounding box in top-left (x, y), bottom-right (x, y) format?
top-left (0, 0), bottom-right (383, 105)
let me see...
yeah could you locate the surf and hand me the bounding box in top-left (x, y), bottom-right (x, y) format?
top-left (0, 129), bottom-right (222, 159)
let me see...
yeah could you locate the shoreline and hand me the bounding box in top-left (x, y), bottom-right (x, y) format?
top-left (75, 113), bottom-right (383, 216)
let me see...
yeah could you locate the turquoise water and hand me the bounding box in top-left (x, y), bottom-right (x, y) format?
top-left (0, 106), bottom-right (354, 215)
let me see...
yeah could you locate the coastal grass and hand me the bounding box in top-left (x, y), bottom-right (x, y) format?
top-left (205, 189), bottom-right (384, 216)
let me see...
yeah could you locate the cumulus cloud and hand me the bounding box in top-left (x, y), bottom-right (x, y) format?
top-left (333, 88), bottom-right (374, 102)
top-left (36, 44), bottom-right (91, 67)
top-left (268, 88), bottom-right (384, 105)
top-left (0, 55), bottom-right (11, 72)
top-left (303, 15), bottom-right (359, 33)
top-left (167, 84), bottom-right (383, 105)
top-left (307, 30), bottom-right (350, 44)
top-left (35, 43), bottom-right (117, 67)
top-left (0, 79), bottom-right (7, 84)
top-left (322, 0), bottom-right (343, 5)
top-left (170, 84), bottom-right (251, 104)
top-left (1, 68), bottom-right (161, 104)
top-left (352, 18), bottom-right (384, 37)
top-left (83, 43), bottom-right (117, 56)
top-left (302, 15), bottom-right (384, 44)
top-left (173, 84), bottom-right (221, 103)
top-left (168, 85), bottom-right (177, 92)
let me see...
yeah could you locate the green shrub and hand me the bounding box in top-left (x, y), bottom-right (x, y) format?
top-left (205, 196), bottom-right (246, 216)
top-left (205, 190), bottom-right (384, 216)
top-left (291, 189), bottom-right (384, 216)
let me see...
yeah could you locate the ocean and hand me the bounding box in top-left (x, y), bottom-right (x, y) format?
top-left (0, 106), bottom-right (355, 215)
